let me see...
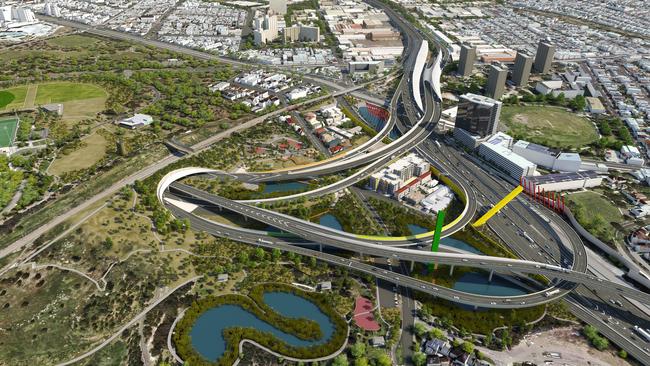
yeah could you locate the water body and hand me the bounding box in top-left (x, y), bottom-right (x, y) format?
top-left (389, 126), bottom-right (401, 140)
top-left (407, 224), bottom-right (429, 235)
top-left (190, 292), bottom-right (334, 362)
top-left (318, 214), bottom-right (343, 231)
top-left (440, 237), bottom-right (483, 255)
top-left (453, 272), bottom-right (527, 297)
top-left (264, 292), bottom-right (334, 339)
top-left (262, 181), bottom-right (308, 194)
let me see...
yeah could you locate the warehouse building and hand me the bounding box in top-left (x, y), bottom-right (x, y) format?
top-left (522, 171), bottom-right (603, 192)
top-left (512, 140), bottom-right (583, 172)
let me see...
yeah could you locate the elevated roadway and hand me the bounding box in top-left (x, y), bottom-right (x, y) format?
top-left (164, 183), bottom-right (650, 307)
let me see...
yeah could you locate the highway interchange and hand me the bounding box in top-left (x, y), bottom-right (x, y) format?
top-left (17, 2), bottom-right (650, 365)
top-left (151, 3), bottom-right (650, 364)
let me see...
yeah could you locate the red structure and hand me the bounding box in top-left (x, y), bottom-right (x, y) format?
top-left (365, 102), bottom-right (390, 121)
top-left (520, 176), bottom-right (564, 213)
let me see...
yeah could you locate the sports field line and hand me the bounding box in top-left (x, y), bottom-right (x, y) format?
top-left (23, 84), bottom-right (38, 108)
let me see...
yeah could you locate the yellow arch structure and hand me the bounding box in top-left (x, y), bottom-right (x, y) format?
top-left (472, 185), bottom-right (523, 227)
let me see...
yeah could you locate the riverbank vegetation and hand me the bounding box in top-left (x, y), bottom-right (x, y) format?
top-left (452, 226), bottom-right (516, 259)
top-left (329, 193), bottom-right (383, 235)
top-left (367, 196), bottom-right (436, 236)
top-left (173, 283), bottom-right (347, 365)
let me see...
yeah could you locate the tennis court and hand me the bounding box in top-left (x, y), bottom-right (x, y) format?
top-left (0, 117), bottom-right (19, 148)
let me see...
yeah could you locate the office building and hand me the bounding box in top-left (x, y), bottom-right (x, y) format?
top-left (486, 64), bottom-right (508, 99)
top-left (478, 133), bottom-right (536, 179)
top-left (253, 15), bottom-right (279, 45)
top-left (512, 52), bottom-right (533, 86)
top-left (454, 93), bottom-right (502, 138)
top-left (453, 127), bottom-right (487, 150)
top-left (284, 24), bottom-right (320, 43)
top-left (458, 44), bottom-right (476, 77)
top-left (0, 5), bottom-right (37, 23)
top-left (269, 0), bottom-right (287, 15)
top-left (533, 41), bottom-right (555, 74)
top-left (43, 2), bottom-right (61, 17)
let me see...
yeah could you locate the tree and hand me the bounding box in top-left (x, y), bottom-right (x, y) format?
top-left (103, 237), bottom-right (113, 250)
top-left (412, 352), bottom-right (426, 366)
top-left (618, 349), bottom-right (627, 359)
top-left (592, 336), bottom-right (609, 350)
top-left (429, 327), bottom-right (446, 340)
top-left (354, 357), bottom-right (369, 366)
top-left (238, 251), bottom-right (249, 265)
top-left (374, 353), bottom-right (392, 366)
top-left (413, 322), bottom-right (428, 338)
top-left (272, 248), bottom-right (281, 261)
top-left (461, 341), bottom-right (475, 354)
top-left (331, 354), bottom-right (349, 366)
top-left (255, 247), bottom-right (266, 261)
top-left (350, 342), bottom-right (366, 359)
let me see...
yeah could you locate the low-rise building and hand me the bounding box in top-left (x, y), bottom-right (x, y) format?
top-left (631, 205), bottom-right (650, 218)
top-left (522, 171), bottom-right (603, 192)
top-left (119, 114), bottom-right (153, 129)
top-left (586, 97), bottom-right (606, 114)
top-left (40, 103), bottom-right (63, 116)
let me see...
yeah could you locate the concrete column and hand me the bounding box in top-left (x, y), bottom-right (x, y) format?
top-left (474, 305), bottom-right (478, 310)
top-left (449, 265), bottom-right (454, 276)
top-left (410, 261), bottom-right (415, 272)
top-left (319, 244), bottom-right (322, 252)
top-left (488, 270), bottom-right (494, 283)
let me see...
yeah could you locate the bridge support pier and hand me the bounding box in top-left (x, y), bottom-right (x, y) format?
top-left (410, 261), bottom-right (415, 272)
top-left (488, 270), bottom-right (494, 283)
top-left (319, 244), bottom-right (322, 252)
top-left (474, 305), bottom-right (478, 310)
top-left (449, 265), bottom-right (454, 276)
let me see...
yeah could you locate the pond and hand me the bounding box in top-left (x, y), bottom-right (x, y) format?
top-left (318, 214), bottom-right (343, 231)
top-left (190, 292), bottom-right (334, 362)
top-left (453, 272), bottom-right (527, 297)
top-left (262, 181), bottom-right (308, 194)
top-left (440, 237), bottom-right (483, 255)
top-left (407, 223), bottom-right (430, 235)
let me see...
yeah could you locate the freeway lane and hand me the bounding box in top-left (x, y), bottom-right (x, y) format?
top-left (167, 202), bottom-right (573, 309)
top-left (425, 139), bottom-right (650, 364)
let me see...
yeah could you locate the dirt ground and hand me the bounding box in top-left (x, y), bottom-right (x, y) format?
top-left (478, 326), bottom-right (631, 366)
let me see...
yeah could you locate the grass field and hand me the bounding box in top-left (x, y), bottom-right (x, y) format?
top-left (46, 34), bottom-right (100, 49)
top-left (501, 105), bottom-right (598, 148)
top-left (34, 82), bottom-right (107, 104)
top-left (567, 190), bottom-right (623, 240)
top-left (0, 118), bottom-right (19, 148)
top-left (48, 132), bottom-right (108, 175)
top-left (0, 86), bottom-right (28, 110)
top-left (0, 82), bottom-right (107, 112)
